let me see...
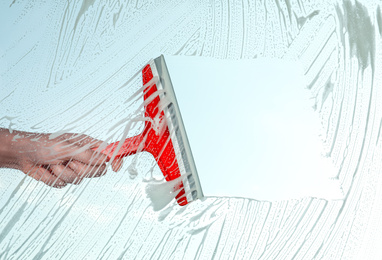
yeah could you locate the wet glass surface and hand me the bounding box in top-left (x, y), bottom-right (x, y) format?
top-left (1, 0), bottom-right (382, 259)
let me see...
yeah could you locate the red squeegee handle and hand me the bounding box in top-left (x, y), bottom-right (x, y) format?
top-left (92, 132), bottom-right (188, 206)
top-left (92, 134), bottom-right (144, 161)
top-left (90, 63), bottom-right (188, 206)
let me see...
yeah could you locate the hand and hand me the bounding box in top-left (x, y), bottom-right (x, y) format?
top-left (0, 129), bottom-right (123, 188)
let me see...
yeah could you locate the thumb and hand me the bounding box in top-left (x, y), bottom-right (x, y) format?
top-left (111, 158), bottom-right (123, 172)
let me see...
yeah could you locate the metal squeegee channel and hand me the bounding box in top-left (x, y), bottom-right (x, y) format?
top-left (151, 55), bottom-right (204, 202)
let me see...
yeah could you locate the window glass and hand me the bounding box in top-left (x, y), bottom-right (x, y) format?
top-left (1, 1), bottom-right (381, 259)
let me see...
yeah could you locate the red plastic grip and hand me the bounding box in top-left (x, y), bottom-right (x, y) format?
top-left (94, 64), bottom-right (188, 206)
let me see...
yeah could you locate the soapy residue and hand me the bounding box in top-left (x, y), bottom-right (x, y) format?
top-left (145, 177), bottom-right (183, 211)
top-left (1, 0), bottom-right (382, 259)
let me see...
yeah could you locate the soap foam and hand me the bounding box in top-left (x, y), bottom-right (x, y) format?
top-left (145, 177), bottom-right (183, 211)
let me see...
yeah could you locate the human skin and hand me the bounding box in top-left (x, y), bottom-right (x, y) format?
top-left (0, 128), bottom-right (122, 188)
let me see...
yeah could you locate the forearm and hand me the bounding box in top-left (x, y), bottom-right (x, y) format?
top-left (0, 128), bottom-right (22, 170)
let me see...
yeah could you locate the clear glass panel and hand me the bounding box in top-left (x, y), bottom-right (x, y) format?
top-left (1, 0), bottom-right (381, 259)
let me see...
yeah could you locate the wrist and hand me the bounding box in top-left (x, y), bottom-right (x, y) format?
top-left (0, 128), bottom-right (24, 170)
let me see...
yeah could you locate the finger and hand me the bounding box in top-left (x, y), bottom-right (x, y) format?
top-left (65, 134), bottom-right (105, 148)
top-left (71, 148), bottom-right (108, 166)
top-left (46, 133), bottom-right (108, 164)
top-left (50, 164), bottom-right (81, 184)
top-left (28, 166), bottom-right (67, 188)
top-left (111, 158), bottom-right (124, 172)
top-left (68, 160), bottom-right (107, 179)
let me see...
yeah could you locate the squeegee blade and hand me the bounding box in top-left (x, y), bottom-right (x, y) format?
top-left (151, 55), bottom-right (204, 203)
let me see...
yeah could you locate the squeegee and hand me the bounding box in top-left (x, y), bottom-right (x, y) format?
top-left (95, 55), bottom-right (203, 206)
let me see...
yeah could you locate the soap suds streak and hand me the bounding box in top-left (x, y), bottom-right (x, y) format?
top-left (1, 0), bottom-right (382, 259)
top-left (75, 184), bottom-right (140, 260)
top-left (145, 178), bottom-right (182, 211)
